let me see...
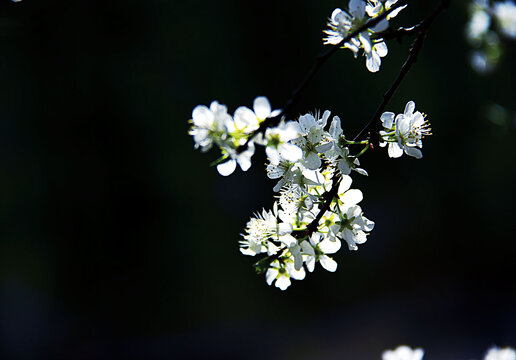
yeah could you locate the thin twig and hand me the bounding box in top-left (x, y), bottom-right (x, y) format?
top-left (353, 0), bottom-right (450, 145)
top-left (237, 0), bottom-right (410, 154)
top-left (300, 0), bottom-right (450, 241)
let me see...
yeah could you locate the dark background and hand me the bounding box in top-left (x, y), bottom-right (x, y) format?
top-left (1, 0), bottom-right (515, 359)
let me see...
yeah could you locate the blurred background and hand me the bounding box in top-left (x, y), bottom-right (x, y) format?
top-left (1, 0), bottom-right (515, 359)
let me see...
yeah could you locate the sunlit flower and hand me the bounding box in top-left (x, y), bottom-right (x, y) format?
top-left (216, 142), bottom-right (256, 176)
top-left (382, 346), bottom-right (425, 360)
top-left (189, 101), bottom-right (233, 152)
top-left (493, 1), bottom-right (516, 39)
top-left (323, 0), bottom-right (405, 72)
top-left (300, 232), bottom-right (341, 272)
top-left (380, 100), bottom-right (431, 159)
top-left (484, 347), bottom-right (516, 360)
top-left (240, 202), bottom-right (292, 256)
top-left (266, 259), bottom-right (305, 290)
top-left (293, 111), bottom-right (332, 170)
top-left (264, 121), bottom-right (303, 165)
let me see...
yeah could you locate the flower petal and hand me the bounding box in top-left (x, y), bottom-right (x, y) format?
top-left (253, 96), bottom-right (272, 120)
top-left (341, 189), bottom-right (363, 205)
top-left (381, 111), bottom-right (395, 129)
top-left (374, 41), bottom-right (388, 57)
top-left (217, 159), bottom-right (237, 176)
top-left (338, 175), bottom-right (353, 193)
top-left (320, 255), bottom-right (338, 272)
top-left (404, 100), bottom-right (416, 117)
top-left (349, 0), bottom-right (366, 19)
top-left (388, 142), bottom-right (404, 158)
top-left (404, 146), bottom-right (423, 159)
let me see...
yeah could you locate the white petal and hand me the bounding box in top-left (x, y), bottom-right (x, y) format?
top-left (275, 275), bottom-right (291, 290)
top-left (380, 111), bottom-right (395, 129)
top-left (354, 167), bottom-right (369, 176)
top-left (387, 142), bottom-right (403, 158)
top-left (304, 151), bottom-right (322, 170)
top-left (329, 116), bottom-right (343, 138)
top-left (341, 189), bottom-right (363, 205)
top-left (266, 147), bottom-right (280, 165)
top-left (349, 0), bottom-right (366, 19)
top-left (320, 110), bottom-right (331, 127)
top-left (280, 143), bottom-right (303, 163)
top-left (278, 224), bottom-right (294, 237)
top-left (234, 106), bottom-right (258, 128)
top-left (316, 142), bottom-right (333, 153)
top-left (405, 146), bottom-right (423, 159)
top-left (217, 159), bottom-right (237, 176)
top-left (404, 100), bottom-right (416, 117)
top-left (338, 175), bottom-right (353, 193)
top-left (305, 256), bottom-right (315, 272)
top-left (338, 159), bottom-right (352, 175)
top-left (287, 263), bottom-right (306, 280)
top-left (319, 255), bottom-right (338, 272)
top-left (298, 114), bottom-right (316, 134)
top-left (319, 238), bottom-right (342, 254)
top-left (397, 114), bottom-right (410, 135)
top-left (331, 8), bottom-right (344, 22)
top-left (359, 32), bottom-right (372, 53)
top-left (192, 105), bottom-right (214, 127)
top-left (266, 268), bottom-right (278, 285)
top-left (366, 51), bottom-right (381, 72)
top-left (371, 18), bottom-right (389, 32)
top-left (236, 143), bottom-right (255, 171)
top-left (374, 42), bottom-right (388, 57)
top-left (253, 96), bottom-right (271, 120)
top-left (301, 241), bottom-right (315, 256)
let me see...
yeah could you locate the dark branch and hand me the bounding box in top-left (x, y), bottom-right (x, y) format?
top-left (353, 0), bottom-right (450, 145)
top-left (372, 25), bottom-right (421, 42)
top-left (299, 0), bottom-right (450, 241)
top-left (237, 0), bottom-right (410, 154)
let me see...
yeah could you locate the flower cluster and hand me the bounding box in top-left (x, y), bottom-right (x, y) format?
top-left (323, 0), bottom-right (407, 72)
top-left (382, 345), bottom-right (515, 360)
top-left (465, 0), bottom-right (516, 73)
top-left (380, 100), bottom-right (431, 159)
top-left (189, 97), bottom-right (284, 176)
top-left (189, 96), bottom-right (429, 290)
top-left (240, 110), bottom-right (375, 290)
top-left (188, 0), bottom-right (434, 290)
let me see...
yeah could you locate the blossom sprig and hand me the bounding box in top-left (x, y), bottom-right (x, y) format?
top-left (189, 96), bottom-right (297, 176)
top-left (237, 109), bottom-right (377, 290)
top-left (379, 100), bottom-right (431, 159)
top-left (188, 0), bottom-right (447, 290)
top-left (323, 0), bottom-right (407, 72)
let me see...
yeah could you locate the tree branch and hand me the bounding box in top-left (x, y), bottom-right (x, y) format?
top-left (353, 0), bottom-right (450, 145)
top-left (300, 0), bottom-right (450, 241)
top-left (237, 0), bottom-right (410, 154)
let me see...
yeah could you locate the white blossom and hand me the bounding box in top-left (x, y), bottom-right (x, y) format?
top-left (293, 111), bottom-right (332, 170)
top-left (493, 1), bottom-right (516, 39)
top-left (266, 259), bottom-right (305, 290)
top-left (264, 121), bottom-right (303, 165)
top-left (240, 202), bottom-right (292, 256)
top-left (330, 178), bottom-right (375, 250)
top-left (382, 346), bottom-right (425, 360)
top-left (485, 347), bottom-right (516, 360)
top-left (323, 0), bottom-right (405, 72)
top-left (301, 232), bottom-right (341, 272)
top-left (216, 141), bottom-right (256, 176)
top-left (380, 100), bottom-right (431, 159)
top-left (189, 101), bottom-right (233, 152)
